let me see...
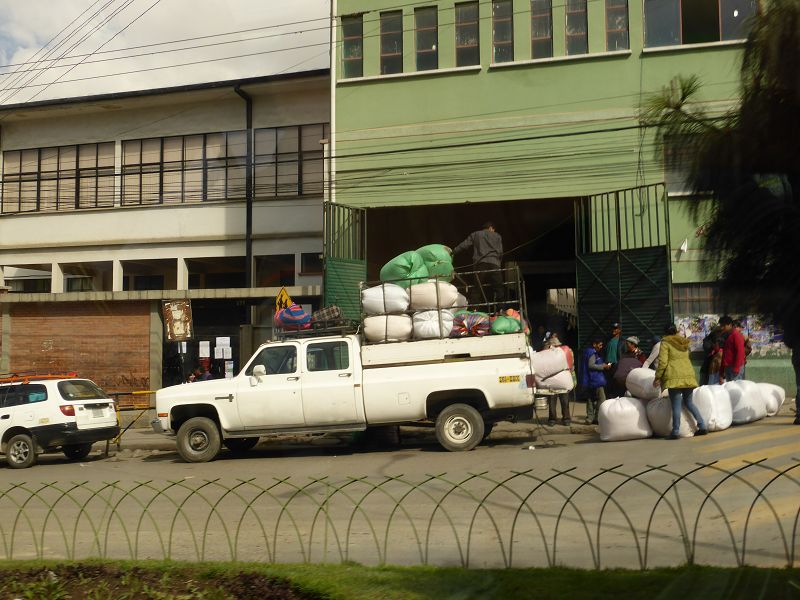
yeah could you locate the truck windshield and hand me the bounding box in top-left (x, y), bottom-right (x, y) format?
top-left (245, 345), bottom-right (297, 375)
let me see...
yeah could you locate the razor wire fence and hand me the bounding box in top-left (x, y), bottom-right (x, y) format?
top-left (0, 459), bottom-right (798, 569)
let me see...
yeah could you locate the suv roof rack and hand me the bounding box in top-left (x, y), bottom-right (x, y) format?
top-left (273, 320), bottom-right (359, 341)
top-left (0, 372), bottom-right (78, 384)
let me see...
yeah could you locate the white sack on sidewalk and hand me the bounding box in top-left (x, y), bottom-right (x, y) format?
top-left (691, 385), bottom-right (733, 431)
top-left (530, 347), bottom-right (568, 379)
top-left (724, 380), bottom-right (767, 424)
top-left (363, 315), bottom-right (413, 343)
top-left (408, 281), bottom-right (459, 310)
top-left (412, 310), bottom-right (454, 339)
top-left (646, 395), bottom-right (696, 438)
top-left (535, 369), bottom-right (575, 392)
top-left (625, 368), bottom-right (661, 400)
top-left (598, 396), bottom-right (652, 442)
top-left (755, 382), bottom-right (786, 416)
top-left (361, 283), bottom-right (410, 316)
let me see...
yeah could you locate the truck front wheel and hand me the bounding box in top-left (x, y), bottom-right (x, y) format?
top-left (435, 404), bottom-right (485, 452)
top-left (177, 417), bottom-right (221, 463)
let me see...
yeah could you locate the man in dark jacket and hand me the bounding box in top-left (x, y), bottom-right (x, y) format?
top-left (579, 338), bottom-right (612, 425)
top-left (454, 222), bottom-right (504, 309)
top-left (611, 336), bottom-right (645, 396)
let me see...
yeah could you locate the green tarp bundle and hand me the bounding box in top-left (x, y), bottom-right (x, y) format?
top-left (380, 251), bottom-right (429, 288)
top-left (416, 244), bottom-right (454, 282)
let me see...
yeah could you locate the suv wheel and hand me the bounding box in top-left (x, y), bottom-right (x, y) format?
top-left (63, 443), bottom-right (93, 461)
top-left (177, 417), bottom-right (221, 463)
top-left (224, 437), bottom-right (259, 453)
top-left (435, 404), bottom-right (485, 452)
top-left (7, 433), bottom-right (37, 469)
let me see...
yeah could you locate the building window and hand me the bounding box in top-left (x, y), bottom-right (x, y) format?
top-left (664, 135), bottom-right (698, 196)
top-left (415, 7), bottom-right (438, 71)
top-left (455, 2), bottom-right (480, 67)
top-left (341, 15), bottom-right (364, 78)
top-left (380, 11), bottom-right (403, 75)
top-left (673, 284), bottom-right (721, 315)
top-left (531, 0), bottom-right (553, 59)
top-left (566, 0), bottom-right (588, 55)
top-left (606, 0), bottom-right (629, 50)
top-left (644, 0), bottom-right (757, 48)
top-left (255, 123), bottom-right (329, 198)
top-left (1, 142), bottom-right (114, 214)
top-left (492, 0), bottom-right (514, 63)
top-left (300, 252), bottom-right (324, 275)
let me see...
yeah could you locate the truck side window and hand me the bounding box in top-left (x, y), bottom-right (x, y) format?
top-left (306, 341), bottom-right (349, 372)
top-left (245, 346), bottom-right (297, 376)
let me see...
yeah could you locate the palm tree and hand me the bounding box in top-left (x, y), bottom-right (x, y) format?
top-left (642, 0), bottom-right (800, 346)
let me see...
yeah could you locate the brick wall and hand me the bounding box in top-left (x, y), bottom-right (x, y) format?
top-left (8, 301), bottom-right (151, 394)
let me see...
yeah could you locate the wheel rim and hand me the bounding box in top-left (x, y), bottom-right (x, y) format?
top-left (444, 415), bottom-right (472, 443)
top-left (10, 440), bottom-right (30, 463)
top-left (188, 429), bottom-right (210, 452)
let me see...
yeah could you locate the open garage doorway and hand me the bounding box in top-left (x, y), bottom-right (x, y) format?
top-left (365, 198), bottom-right (577, 345)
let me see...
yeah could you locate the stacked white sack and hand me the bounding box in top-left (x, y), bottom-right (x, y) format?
top-left (362, 283), bottom-right (410, 316)
top-left (646, 396), bottom-right (695, 438)
top-left (724, 380), bottom-right (767, 424)
top-left (451, 293), bottom-right (469, 309)
top-left (755, 382), bottom-right (785, 416)
top-left (413, 310), bottom-right (454, 339)
top-left (535, 370), bottom-right (575, 391)
top-left (599, 397), bottom-right (652, 442)
top-left (625, 368), bottom-right (661, 401)
top-left (530, 347), bottom-right (569, 379)
top-left (408, 281), bottom-right (459, 310)
top-left (691, 385), bottom-right (733, 431)
top-left (363, 315), bottom-right (413, 343)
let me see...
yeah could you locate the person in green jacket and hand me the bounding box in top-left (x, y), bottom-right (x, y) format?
top-left (654, 324), bottom-right (708, 439)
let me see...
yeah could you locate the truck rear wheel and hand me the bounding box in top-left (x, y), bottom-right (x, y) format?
top-left (177, 417), bottom-right (221, 463)
top-left (435, 404), bottom-right (484, 452)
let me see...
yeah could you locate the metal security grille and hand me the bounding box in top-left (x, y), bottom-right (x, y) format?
top-left (323, 202), bottom-right (367, 319)
top-left (574, 184), bottom-right (672, 352)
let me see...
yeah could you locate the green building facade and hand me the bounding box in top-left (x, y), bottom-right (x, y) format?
top-left (330, 0), bottom-right (793, 388)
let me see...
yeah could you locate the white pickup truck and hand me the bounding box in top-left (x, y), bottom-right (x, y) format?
top-left (153, 332), bottom-right (534, 462)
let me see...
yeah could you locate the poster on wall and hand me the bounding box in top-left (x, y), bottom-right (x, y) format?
top-left (162, 300), bottom-right (193, 342)
top-left (675, 313), bottom-right (789, 357)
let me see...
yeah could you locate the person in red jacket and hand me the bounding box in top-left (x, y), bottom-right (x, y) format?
top-left (720, 317), bottom-right (746, 383)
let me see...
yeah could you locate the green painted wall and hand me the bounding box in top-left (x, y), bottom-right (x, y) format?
top-left (334, 0), bottom-right (745, 209)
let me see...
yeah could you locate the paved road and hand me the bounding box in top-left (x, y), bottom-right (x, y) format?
top-left (0, 402), bottom-right (797, 569)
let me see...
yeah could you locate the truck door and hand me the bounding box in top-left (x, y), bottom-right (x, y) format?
top-left (301, 339), bottom-right (362, 426)
top-left (237, 343), bottom-right (305, 430)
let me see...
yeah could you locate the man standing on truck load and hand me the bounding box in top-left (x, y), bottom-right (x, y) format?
top-left (454, 222), bottom-right (504, 309)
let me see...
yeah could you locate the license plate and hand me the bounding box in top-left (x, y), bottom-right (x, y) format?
top-left (91, 408), bottom-right (104, 418)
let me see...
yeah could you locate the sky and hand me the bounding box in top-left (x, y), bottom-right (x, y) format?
top-left (0, 0), bottom-right (330, 104)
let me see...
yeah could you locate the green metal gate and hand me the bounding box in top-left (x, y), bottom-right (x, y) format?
top-left (574, 184), bottom-right (672, 352)
top-left (323, 201), bottom-right (367, 319)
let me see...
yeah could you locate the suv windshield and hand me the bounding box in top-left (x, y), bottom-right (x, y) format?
top-left (57, 379), bottom-right (109, 401)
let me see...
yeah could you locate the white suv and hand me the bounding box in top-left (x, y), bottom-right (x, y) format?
top-left (0, 376), bottom-right (120, 468)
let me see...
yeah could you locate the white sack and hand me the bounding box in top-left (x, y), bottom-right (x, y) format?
top-left (363, 315), bottom-right (413, 343)
top-left (755, 382), bottom-right (785, 416)
top-left (691, 385), bottom-right (733, 431)
top-left (598, 396), bottom-right (652, 442)
top-left (408, 281), bottom-right (459, 310)
top-left (646, 395), bottom-right (696, 438)
top-left (361, 283), bottom-right (410, 316)
top-left (724, 380), bottom-right (767, 424)
top-left (625, 368), bottom-right (661, 400)
top-left (412, 310), bottom-right (454, 339)
top-left (535, 369), bottom-right (575, 392)
top-left (451, 293), bottom-right (469, 309)
top-left (530, 347), bottom-right (568, 379)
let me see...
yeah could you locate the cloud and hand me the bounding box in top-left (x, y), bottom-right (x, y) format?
top-left (0, 0), bottom-right (330, 103)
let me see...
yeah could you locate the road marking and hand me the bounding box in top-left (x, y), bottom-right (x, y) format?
top-left (704, 442), bottom-right (800, 472)
top-left (698, 426), bottom-right (799, 454)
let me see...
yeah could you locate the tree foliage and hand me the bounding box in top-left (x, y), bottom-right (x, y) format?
top-left (642, 0), bottom-right (800, 346)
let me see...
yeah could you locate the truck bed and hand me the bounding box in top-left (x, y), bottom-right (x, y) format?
top-left (360, 332), bottom-right (529, 367)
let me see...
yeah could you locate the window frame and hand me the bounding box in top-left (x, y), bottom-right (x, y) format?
top-left (415, 6), bottom-right (439, 71)
top-left (380, 10), bottom-right (404, 75)
top-left (531, 0), bottom-right (554, 59)
top-left (455, 1), bottom-right (481, 67)
top-left (605, 0), bottom-right (630, 51)
top-left (492, 0), bottom-right (514, 63)
top-left (565, 0), bottom-right (588, 55)
top-left (341, 14), bottom-right (364, 79)
top-left (305, 340), bottom-right (350, 373)
top-left (643, 0), bottom-right (757, 48)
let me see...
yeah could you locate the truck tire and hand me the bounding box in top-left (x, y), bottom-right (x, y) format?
top-left (63, 443), bottom-right (93, 460)
top-left (435, 404), bottom-right (485, 452)
top-left (482, 422), bottom-right (495, 441)
top-left (176, 417), bottom-right (221, 463)
top-left (7, 433), bottom-right (37, 469)
top-left (224, 437), bottom-right (259, 453)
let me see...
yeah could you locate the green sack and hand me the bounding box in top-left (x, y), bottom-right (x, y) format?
top-left (491, 315), bottom-right (522, 335)
top-left (380, 251), bottom-right (429, 287)
top-left (426, 260), bottom-right (454, 281)
top-left (416, 244), bottom-right (452, 265)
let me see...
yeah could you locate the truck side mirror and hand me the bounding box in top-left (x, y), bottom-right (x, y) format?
top-left (253, 364), bottom-right (266, 377)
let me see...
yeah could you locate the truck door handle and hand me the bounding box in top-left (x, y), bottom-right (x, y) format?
top-left (287, 376), bottom-right (300, 381)
top-left (0, 414), bottom-right (8, 420)
top-left (339, 373), bottom-right (352, 378)
top-left (215, 394), bottom-right (234, 402)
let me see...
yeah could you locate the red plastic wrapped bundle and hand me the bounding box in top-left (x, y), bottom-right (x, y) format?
top-left (275, 304), bottom-right (311, 330)
top-left (450, 312), bottom-right (491, 337)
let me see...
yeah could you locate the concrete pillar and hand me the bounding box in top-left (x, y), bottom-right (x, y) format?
top-left (112, 259), bottom-right (124, 291)
top-left (51, 263), bottom-right (64, 293)
top-left (177, 257), bottom-right (189, 290)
